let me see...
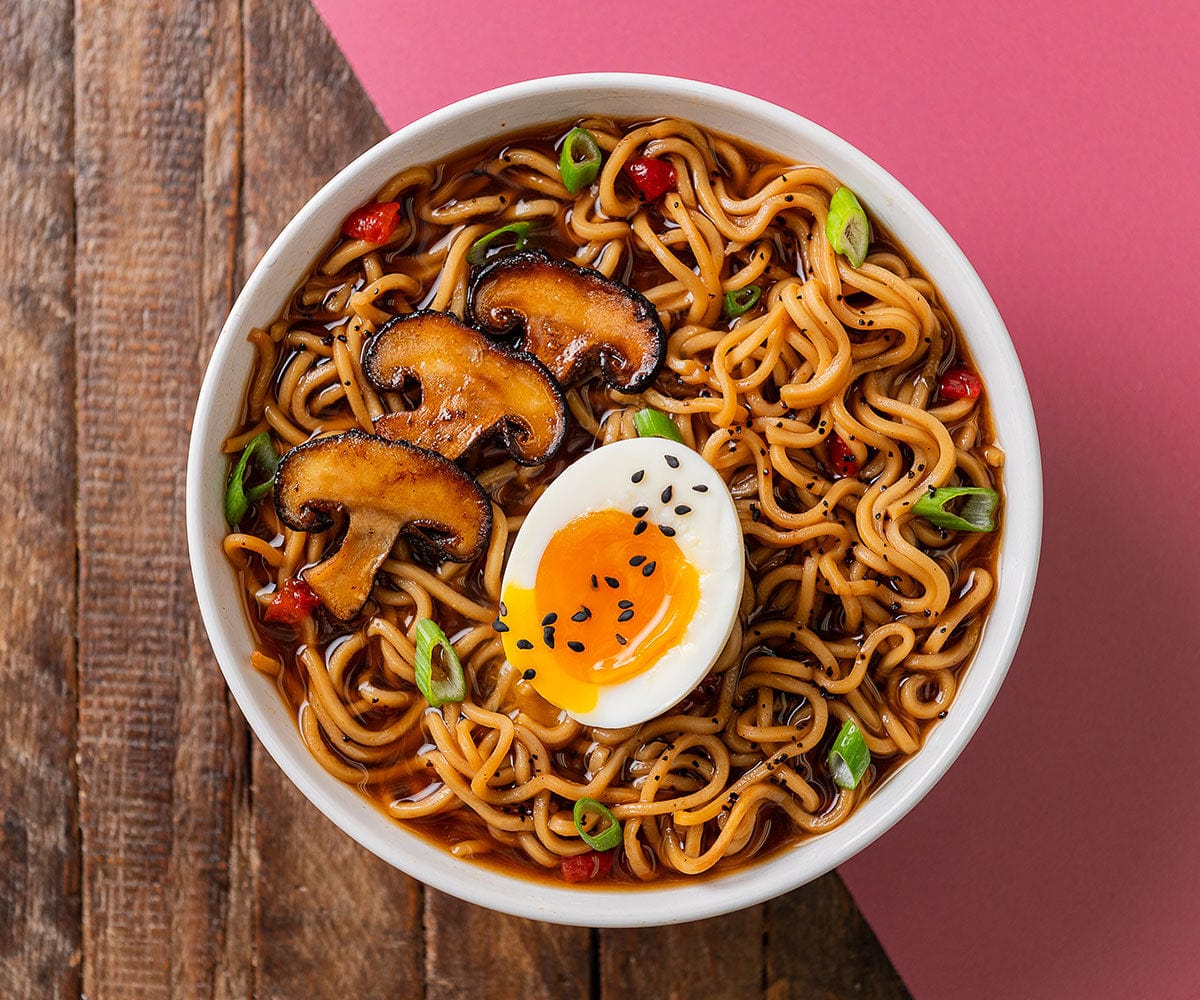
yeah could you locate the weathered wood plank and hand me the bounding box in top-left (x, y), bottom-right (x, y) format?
top-left (765, 873), bottom-right (911, 1000)
top-left (424, 892), bottom-right (590, 1000)
top-left (241, 2), bottom-right (426, 996)
top-left (0, 2), bottom-right (81, 997)
top-left (601, 907), bottom-right (764, 1000)
top-left (73, 0), bottom-right (249, 994)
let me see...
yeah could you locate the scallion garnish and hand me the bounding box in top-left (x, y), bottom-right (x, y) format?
top-left (573, 797), bottom-right (622, 851)
top-left (723, 285), bottom-right (761, 318)
top-left (828, 718), bottom-right (870, 790)
top-left (632, 407), bottom-right (683, 443)
top-left (558, 127), bottom-right (603, 195)
top-left (224, 431), bottom-right (279, 527)
top-left (911, 486), bottom-right (1000, 533)
top-left (466, 221), bottom-right (534, 265)
top-left (826, 186), bottom-right (872, 268)
top-left (413, 618), bottom-right (467, 707)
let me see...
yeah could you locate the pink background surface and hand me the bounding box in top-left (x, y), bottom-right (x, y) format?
top-left (310, 2), bottom-right (1200, 996)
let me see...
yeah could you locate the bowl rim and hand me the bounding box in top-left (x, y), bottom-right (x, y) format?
top-left (186, 71), bottom-right (1042, 926)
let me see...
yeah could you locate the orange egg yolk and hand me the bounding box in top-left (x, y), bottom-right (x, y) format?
top-left (499, 508), bottom-right (700, 715)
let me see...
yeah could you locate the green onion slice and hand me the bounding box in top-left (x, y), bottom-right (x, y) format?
top-left (911, 486), bottom-right (1000, 533)
top-left (466, 221), bottom-right (534, 265)
top-left (828, 718), bottom-right (870, 790)
top-left (559, 127), bottom-right (603, 195)
top-left (224, 431), bottom-right (279, 527)
top-left (723, 285), bottom-right (761, 318)
top-left (413, 618), bottom-right (467, 707)
top-left (826, 186), bottom-right (872, 267)
top-left (573, 797), bottom-right (622, 851)
top-left (633, 407), bottom-right (683, 443)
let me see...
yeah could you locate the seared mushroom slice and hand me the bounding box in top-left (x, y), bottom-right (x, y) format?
top-left (469, 250), bottom-right (666, 393)
top-left (363, 310), bottom-right (567, 465)
top-left (274, 430), bottom-right (492, 620)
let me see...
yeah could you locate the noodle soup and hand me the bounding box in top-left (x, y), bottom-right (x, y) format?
top-left (219, 117), bottom-right (1002, 885)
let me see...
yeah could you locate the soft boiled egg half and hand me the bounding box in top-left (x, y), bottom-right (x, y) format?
top-left (497, 437), bottom-right (744, 728)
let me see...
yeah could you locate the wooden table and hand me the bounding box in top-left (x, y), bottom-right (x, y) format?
top-left (1, 1), bottom-right (909, 995)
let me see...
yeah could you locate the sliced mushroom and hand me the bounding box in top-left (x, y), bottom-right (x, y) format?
top-left (274, 430), bottom-right (492, 620)
top-left (469, 250), bottom-right (666, 393)
top-left (362, 310), bottom-right (567, 465)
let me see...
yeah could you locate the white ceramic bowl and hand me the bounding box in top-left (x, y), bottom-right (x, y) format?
top-left (186, 73), bottom-right (1041, 926)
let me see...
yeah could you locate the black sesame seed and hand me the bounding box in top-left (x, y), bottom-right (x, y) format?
top-left (938, 710), bottom-right (948, 719)
top-left (618, 609), bottom-right (634, 623)
top-left (641, 561), bottom-right (657, 577)
top-left (674, 504), bottom-right (691, 515)
top-left (571, 607), bottom-right (592, 622)
top-left (567, 640), bottom-right (585, 653)
top-left (633, 520), bottom-right (648, 535)
top-left (516, 639), bottom-right (534, 651)
top-left (604, 576), bottom-right (620, 588)
top-left (631, 469), bottom-right (645, 483)
top-left (692, 483), bottom-right (709, 493)
top-left (665, 454), bottom-right (680, 469)
top-left (522, 667), bottom-right (536, 679)
top-left (658, 524), bottom-right (676, 537)
top-left (590, 574), bottom-right (598, 588)
top-left (615, 633), bottom-right (627, 645)
top-left (631, 505), bottom-right (649, 517)
top-left (498, 601), bottom-right (508, 616)
top-left (629, 555), bottom-right (647, 567)
top-left (618, 599), bottom-right (633, 609)
top-left (661, 485), bottom-right (673, 503)
top-left (543, 628), bottom-right (555, 649)
top-left (541, 612), bottom-right (557, 626)
top-left (492, 619), bottom-right (509, 633)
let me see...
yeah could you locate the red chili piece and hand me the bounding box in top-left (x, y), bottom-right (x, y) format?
top-left (341, 201), bottom-right (401, 243)
top-left (263, 578), bottom-right (321, 624)
top-left (560, 850), bottom-right (614, 883)
top-left (623, 157), bottom-right (676, 201)
top-left (827, 433), bottom-right (860, 478)
top-left (937, 367), bottom-right (983, 401)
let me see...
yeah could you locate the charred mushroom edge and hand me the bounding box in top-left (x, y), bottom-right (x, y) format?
top-left (273, 429), bottom-right (493, 620)
top-left (362, 309), bottom-right (568, 467)
top-left (467, 249), bottom-right (667, 394)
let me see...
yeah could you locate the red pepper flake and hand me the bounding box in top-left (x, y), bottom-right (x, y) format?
top-left (827, 433), bottom-right (860, 478)
top-left (341, 201), bottom-right (401, 243)
top-left (560, 850), bottom-right (614, 883)
top-left (263, 578), bottom-right (320, 624)
top-left (937, 367), bottom-right (983, 401)
top-left (624, 157), bottom-right (676, 201)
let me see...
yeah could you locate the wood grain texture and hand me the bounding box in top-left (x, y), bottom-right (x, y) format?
top-left (241, 2), bottom-right (425, 996)
top-left (0, 2), bottom-right (80, 997)
top-left (766, 875), bottom-right (911, 1000)
top-left (601, 908), bottom-right (764, 1000)
top-left (73, 0), bottom-right (248, 995)
top-left (424, 892), bottom-right (590, 1000)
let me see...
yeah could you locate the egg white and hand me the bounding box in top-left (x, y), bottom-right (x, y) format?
top-left (500, 437), bottom-right (744, 728)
